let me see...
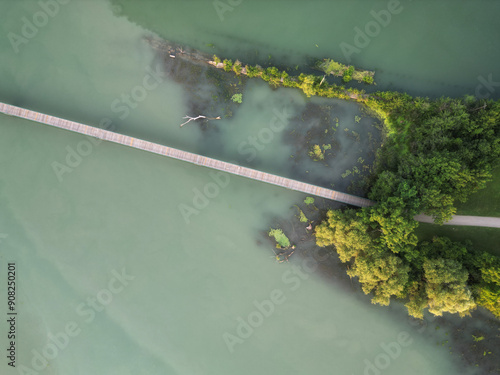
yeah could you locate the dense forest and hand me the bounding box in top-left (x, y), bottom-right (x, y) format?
top-left (365, 93), bottom-right (500, 224)
top-left (316, 94), bottom-right (500, 318)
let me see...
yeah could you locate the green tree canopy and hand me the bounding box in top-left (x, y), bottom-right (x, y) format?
top-left (315, 209), bottom-right (374, 262)
top-left (348, 251), bottom-right (409, 306)
top-left (366, 94), bottom-right (500, 224)
top-left (423, 258), bottom-right (476, 317)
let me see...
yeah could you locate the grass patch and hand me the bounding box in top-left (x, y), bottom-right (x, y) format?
top-left (415, 223), bottom-right (500, 257)
top-left (455, 168), bottom-right (500, 217)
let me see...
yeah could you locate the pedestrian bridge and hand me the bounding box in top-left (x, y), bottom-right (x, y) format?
top-left (0, 102), bottom-right (374, 208)
top-left (4, 102), bottom-right (500, 228)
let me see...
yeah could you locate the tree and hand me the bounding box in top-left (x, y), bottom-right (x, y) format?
top-left (348, 251), bottom-right (409, 306)
top-left (405, 281), bottom-right (427, 319)
top-left (417, 237), bottom-right (468, 265)
top-left (245, 65), bottom-right (261, 78)
top-left (368, 198), bottom-right (419, 260)
top-left (474, 252), bottom-right (500, 317)
top-left (363, 75), bottom-right (374, 84)
top-left (315, 209), bottom-right (374, 262)
top-left (423, 258), bottom-right (476, 317)
top-left (298, 74), bottom-right (317, 97)
top-left (368, 171), bottom-right (401, 201)
top-left (342, 66), bottom-right (354, 83)
top-left (266, 66), bottom-right (279, 76)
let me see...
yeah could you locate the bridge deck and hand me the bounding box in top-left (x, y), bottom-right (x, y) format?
top-left (0, 102), bottom-right (374, 208)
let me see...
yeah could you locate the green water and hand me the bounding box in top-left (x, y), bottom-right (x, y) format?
top-left (1, 0), bottom-right (498, 374)
top-left (0, 114), bottom-right (460, 374)
top-left (113, 0), bottom-right (500, 99)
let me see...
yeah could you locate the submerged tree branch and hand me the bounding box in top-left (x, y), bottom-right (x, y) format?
top-left (180, 115), bottom-right (221, 127)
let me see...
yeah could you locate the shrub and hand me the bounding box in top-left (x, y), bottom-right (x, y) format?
top-left (296, 207), bottom-right (308, 223)
top-left (245, 65), bottom-right (261, 78)
top-left (233, 60), bottom-right (242, 75)
top-left (343, 66), bottom-right (354, 83)
top-left (266, 66), bottom-right (279, 76)
top-left (309, 144), bottom-right (325, 160)
top-left (282, 76), bottom-right (297, 88)
top-left (363, 75), bottom-right (374, 84)
top-left (223, 59), bottom-right (233, 72)
top-left (268, 76), bottom-right (281, 88)
top-left (299, 74), bottom-right (317, 97)
top-left (269, 229), bottom-right (291, 248)
top-left (319, 59), bottom-right (348, 76)
top-left (213, 55), bottom-right (369, 101)
top-left (213, 55), bottom-right (221, 64)
top-left (231, 93), bottom-right (242, 104)
top-left (304, 197), bottom-right (315, 205)
top-left (352, 70), bottom-right (365, 82)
